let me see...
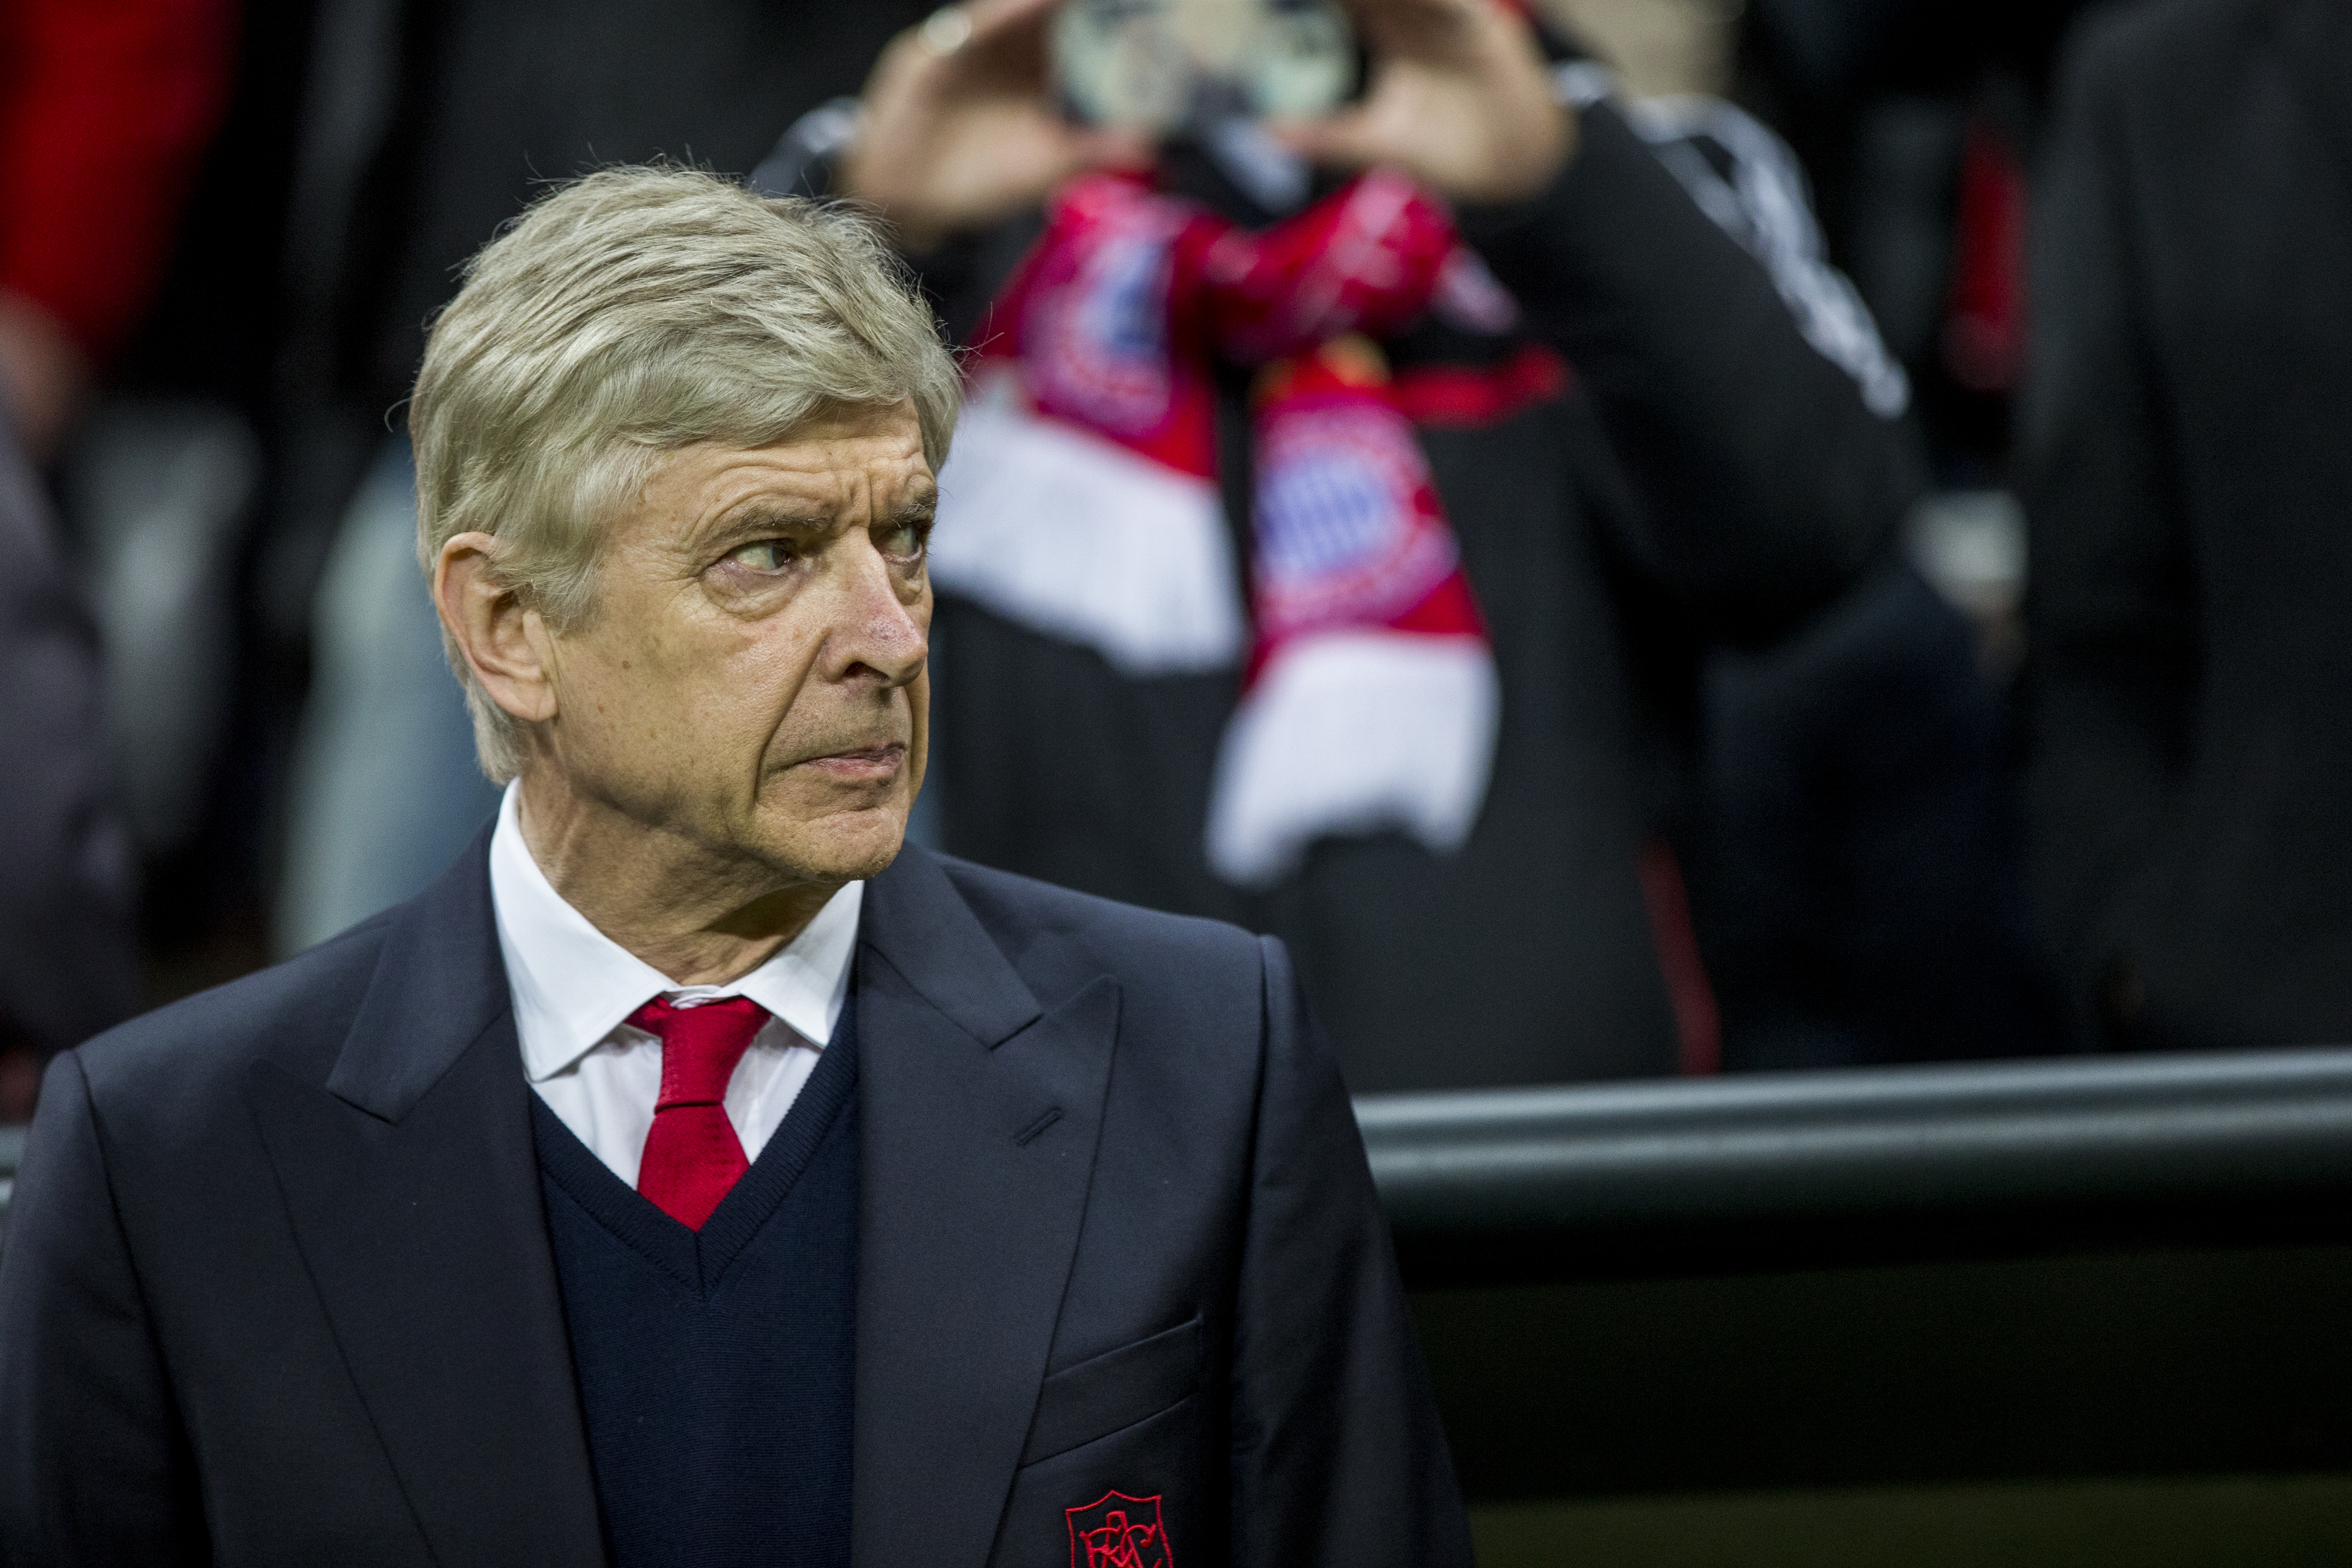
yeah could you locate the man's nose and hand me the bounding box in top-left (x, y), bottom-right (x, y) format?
top-left (822, 538), bottom-right (927, 687)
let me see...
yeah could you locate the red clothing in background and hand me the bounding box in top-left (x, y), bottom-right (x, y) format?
top-left (0, 0), bottom-right (235, 358)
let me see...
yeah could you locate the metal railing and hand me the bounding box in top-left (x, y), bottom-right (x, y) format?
top-left (5, 1047), bottom-right (2350, 1256)
top-left (1356, 1045), bottom-right (2352, 1285)
top-left (1352, 1046), bottom-right (2352, 1499)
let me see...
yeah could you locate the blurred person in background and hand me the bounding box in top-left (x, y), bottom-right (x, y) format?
top-left (0, 419), bottom-right (139, 1120)
top-left (2022, 0), bottom-right (2352, 1053)
top-left (0, 0), bottom-right (234, 1112)
top-left (823, 0), bottom-right (1935, 1089)
top-left (1546, 0), bottom-right (2056, 1070)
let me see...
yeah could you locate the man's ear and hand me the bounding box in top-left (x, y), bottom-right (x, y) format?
top-left (433, 532), bottom-right (559, 725)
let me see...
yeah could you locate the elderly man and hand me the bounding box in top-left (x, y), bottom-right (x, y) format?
top-left (0, 168), bottom-right (1470, 1565)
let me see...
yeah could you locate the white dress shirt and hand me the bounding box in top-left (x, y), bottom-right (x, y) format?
top-left (486, 782), bottom-right (862, 1188)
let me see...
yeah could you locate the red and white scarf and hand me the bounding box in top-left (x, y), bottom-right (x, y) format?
top-left (931, 168), bottom-right (1552, 888)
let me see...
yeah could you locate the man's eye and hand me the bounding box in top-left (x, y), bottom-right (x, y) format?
top-left (730, 541), bottom-right (792, 571)
top-left (882, 523), bottom-right (927, 561)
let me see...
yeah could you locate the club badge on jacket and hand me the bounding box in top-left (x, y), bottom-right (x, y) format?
top-left (1067, 1490), bottom-right (1174, 1568)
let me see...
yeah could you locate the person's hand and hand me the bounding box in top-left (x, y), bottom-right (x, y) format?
top-left (1271, 0), bottom-right (1575, 206)
top-left (840, 0), bottom-right (1154, 251)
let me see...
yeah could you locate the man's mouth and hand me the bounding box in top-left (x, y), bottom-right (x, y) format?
top-left (799, 742), bottom-right (906, 782)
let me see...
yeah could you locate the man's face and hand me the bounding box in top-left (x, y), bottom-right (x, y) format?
top-left (539, 399), bottom-right (934, 889)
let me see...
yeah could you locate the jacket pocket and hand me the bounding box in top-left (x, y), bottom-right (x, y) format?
top-left (1018, 1315), bottom-right (1203, 1467)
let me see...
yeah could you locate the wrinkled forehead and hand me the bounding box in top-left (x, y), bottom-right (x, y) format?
top-left (628, 399), bottom-right (936, 548)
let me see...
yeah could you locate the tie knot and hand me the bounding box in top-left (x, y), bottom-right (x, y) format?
top-left (628, 995), bottom-right (771, 1108)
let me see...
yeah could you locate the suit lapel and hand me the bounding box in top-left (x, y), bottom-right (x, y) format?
top-left (851, 848), bottom-right (1122, 1567)
top-left (249, 835), bottom-right (605, 1565)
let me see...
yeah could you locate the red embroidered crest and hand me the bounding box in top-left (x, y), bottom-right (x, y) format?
top-left (1067, 1490), bottom-right (1173, 1568)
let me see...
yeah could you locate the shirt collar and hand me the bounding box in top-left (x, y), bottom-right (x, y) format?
top-left (487, 782), bottom-right (863, 1083)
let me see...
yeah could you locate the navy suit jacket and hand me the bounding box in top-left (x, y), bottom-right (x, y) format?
top-left (0, 838), bottom-right (1471, 1566)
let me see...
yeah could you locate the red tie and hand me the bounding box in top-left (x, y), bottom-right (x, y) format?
top-left (628, 995), bottom-right (770, 1229)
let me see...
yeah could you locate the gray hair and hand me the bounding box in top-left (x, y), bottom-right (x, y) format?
top-left (410, 164), bottom-right (960, 781)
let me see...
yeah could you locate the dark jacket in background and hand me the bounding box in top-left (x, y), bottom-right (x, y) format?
top-left (2022, 0), bottom-right (2352, 1051)
top-left (929, 102), bottom-right (1922, 1091)
top-left (0, 422), bottom-right (138, 1058)
top-left (1699, 558), bottom-right (2047, 1071)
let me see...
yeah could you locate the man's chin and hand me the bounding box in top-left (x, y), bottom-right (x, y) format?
top-left (760, 801), bottom-right (909, 885)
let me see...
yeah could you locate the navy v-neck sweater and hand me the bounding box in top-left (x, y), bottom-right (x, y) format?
top-left (532, 995), bottom-right (859, 1568)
